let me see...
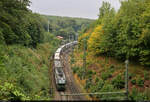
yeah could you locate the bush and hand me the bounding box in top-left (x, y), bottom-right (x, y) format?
top-left (128, 73), bottom-right (136, 80)
top-left (129, 86), bottom-right (137, 100)
top-left (71, 58), bottom-right (75, 64)
top-left (96, 82), bottom-right (115, 99)
top-left (72, 66), bottom-right (79, 73)
top-left (89, 85), bottom-right (97, 98)
top-left (131, 79), bottom-right (136, 85)
top-left (0, 82), bottom-right (30, 101)
top-left (95, 77), bottom-right (100, 83)
top-left (96, 79), bottom-right (104, 91)
top-left (111, 74), bottom-right (125, 89)
top-left (76, 67), bottom-right (85, 79)
top-left (86, 70), bottom-right (95, 79)
top-left (129, 86), bottom-right (149, 101)
top-left (101, 71), bottom-right (112, 80)
top-left (84, 79), bottom-right (92, 90)
top-left (109, 65), bottom-right (115, 73)
top-left (137, 77), bottom-right (144, 87)
top-left (144, 71), bottom-right (149, 80)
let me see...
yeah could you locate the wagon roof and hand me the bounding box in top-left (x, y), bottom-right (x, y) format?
top-left (54, 60), bottom-right (62, 68)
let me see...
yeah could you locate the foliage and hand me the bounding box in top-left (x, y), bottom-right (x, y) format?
top-left (109, 65), bottom-right (115, 73)
top-left (72, 66), bottom-right (80, 74)
top-left (84, 79), bottom-right (92, 90)
top-left (128, 73), bottom-right (135, 80)
top-left (76, 67), bottom-right (85, 79)
top-left (0, 42), bottom-right (58, 100)
top-left (129, 86), bottom-right (149, 100)
top-left (131, 79), bottom-right (136, 85)
top-left (101, 71), bottom-right (112, 80)
top-left (86, 70), bottom-right (95, 79)
top-left (88, 25), bottom-right (105, 55)
top-left (43, 15), bottom-right (94, 40)
top-left (144, 71), bottom-right (149, 80)
top-left (136, 76), bottom-right (144, 87)
top-left (0, 82), bottom-right (30, 101)
top-left (111, 74), bottom-right (125, 89)
top-left (96, 79), bottom-right (105, 91)
top-left (97, 81), bottom-right (115, 99)
top-left (79, 0), bottom-right (150, 66)
top-left (88, 79), bottom-right (104, 98)
top-left (0, 0), bottom-right (46, 47)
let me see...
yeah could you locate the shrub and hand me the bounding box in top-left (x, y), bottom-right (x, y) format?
top-left (137, 77), bottom-right (144, 87)
top-left (144, 71), bottom-right (149, 80)
top-left (86, 70), bottom-right (95, 79)
top-left (84, 79), bottom-right (92, 90)
top-left (128, 73), bottom-right (136, 80)
top-left (129, 86), bottom-right (149, 101)
top-left (131, 79), bottom-right (136, 85)
top-left (0, 82), bottom-right (30, 101)
top-left (101, 71), bottom-right (112, 80)
top-left (129, 86), bottom-right (138, 100)
top-left (96, 82), bottom-right (115, 99)
top-left (87, 70), bottom-right (94, 75)
top-left (111, 74), bottom-right (125, 89)
top-left (95, 77), bottom-right (100, 83)
top-left (89, 85), bottom-right (97, 98)
top-left (76, 67), bottom-right (84, 79)
top-left (72, 66), bottom-right (79, 73)
top-left (71, 57), bottom-right (75, 64)
top-left (109, 65), bottom-right (115, 73)
top-left (96, 79), bottom-right (104, 91)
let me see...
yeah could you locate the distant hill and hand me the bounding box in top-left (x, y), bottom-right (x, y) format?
top-left (42, 15), bottom-right (95, 40)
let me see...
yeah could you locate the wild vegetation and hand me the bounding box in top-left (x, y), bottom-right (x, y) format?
top-left (0, 41), bottom-right (59, 100)
top-left (72, 0), bottom-right (150, 101)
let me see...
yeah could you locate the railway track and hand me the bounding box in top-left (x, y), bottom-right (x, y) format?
top-left (52, 47), bottom-right (86, 100)
top-left (62, 48), bottom-right (85, 100)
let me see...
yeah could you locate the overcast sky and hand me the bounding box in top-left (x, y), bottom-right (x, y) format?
top-left (29, 0), bottom-right (121, 19)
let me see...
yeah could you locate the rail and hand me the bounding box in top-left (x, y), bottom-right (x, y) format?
top-left (60, 91), bottom-right (126, 96)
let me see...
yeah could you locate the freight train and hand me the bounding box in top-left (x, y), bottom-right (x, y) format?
top-left (53, 41), bottom-right (78, 91)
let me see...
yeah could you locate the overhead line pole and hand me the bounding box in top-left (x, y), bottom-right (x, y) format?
top-left (48, 20), bottom-right (49, 32)
top-left (83, 38), bottom-right (87, 79)
top-left (125, 60), bottom-right (129, 100)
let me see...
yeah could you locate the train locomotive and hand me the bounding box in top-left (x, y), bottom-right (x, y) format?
top-left (53, 41), bottom-right (78, 91)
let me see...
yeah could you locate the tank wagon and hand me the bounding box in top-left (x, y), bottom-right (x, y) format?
top-left (53, 41), bottom-right (78, 91)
